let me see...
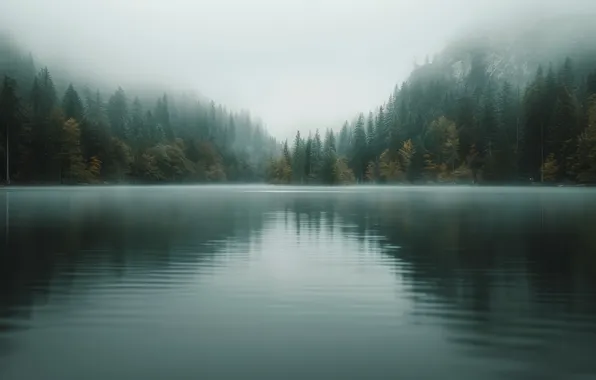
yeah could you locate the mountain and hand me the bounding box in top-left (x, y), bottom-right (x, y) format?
top-left (267, 14), bottom-right (596, 185)
top-left (413, 13), bottom-right (596, 88)
top-left (0, 32), bottom-right (278, 184)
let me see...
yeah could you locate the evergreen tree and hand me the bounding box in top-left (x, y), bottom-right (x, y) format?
top-left (375, 106), bottom-right (387, 153)
top-left (366, 111), bottom-right (375, 148)
top-left (107, 87), bottom-right (129, 141)
top-left (311, 129), bottom-right (322, 181)
top-left (228, 115), bottom-right (236, 147)
top-left (521, 66), bottom-right (546, 181)
top-left (130, 97), bottom-right (145, 147)
top-left (292, 130), bottom-right (304, 183)
top-left (282, 139), bottom-right (292, 166)
top-left (30, 67), bottom-right (56, 119)
top-left (82, 90), bottom-right (110, 163)
top-left (29, 67), bottom-right (59, 181)
top-left (551, 82), bottom-right (578, 179)
top-left (0, 76), bottom-right (22, 183)
top-left (571, 96), bottom-right (596, 183)
top-left (321, 129), bottom-right (338, 184)
top-left (559, 57), bottom-right (575, 91)
top-left (155, 94), bottom-right (174, 140)
top-left (350, 113), bottom-right (367, 181)
top-left (497, 81), bottom-right (519, 153)
top-left (480, 80), bottom-right (498, 156)
top-left (488, 80), bottom-right (519, 180)
top-left (323, 129), bottom-right (336, 153)
top-left (586, 70), bottom-right (596, 98)
top-left (62, 84), bottom-right (84, 122)
top-left (60, 118), bottom-right (89, 183)
top-left (304, 135), bottom-right (312, 181)
top-left (337, 122), bottom-right (350, 156)
top-left (456, 93), bottom-right (476, 161)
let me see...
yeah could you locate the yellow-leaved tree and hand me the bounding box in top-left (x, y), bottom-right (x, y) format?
top-left (88, 156), bottom-right (102, 182)
top-left (267, 157), bottom-right (292, 184)
top-left (334, 157), bottom-right (356, 184)
top-left (378, 139), bottom-right (416, 182)
top-left (423, 116), bottom-right (459, 182)
top-left (365, 161), bottom-right (377, 182)
top-left (107, 137), bottom-right (133, 181)
top-left (60, 118), bottom-right (90, 183)
top-left (398, 139), bottom-right (416, 176)
top-left (541, 153), bottom-right (559, 182)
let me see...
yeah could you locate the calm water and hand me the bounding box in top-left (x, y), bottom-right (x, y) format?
top-left (1, 186), bottom-right (596, 380)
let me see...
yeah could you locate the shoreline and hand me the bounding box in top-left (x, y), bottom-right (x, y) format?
top-left (0, 182), bottom-right (592, 188)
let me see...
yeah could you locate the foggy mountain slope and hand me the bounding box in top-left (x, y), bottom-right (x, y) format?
top-left (0, 32), bottom-right (36, 97)
top-left (0, 30), bottom-right (275, 137)
top-left (0, 31), bottom-right (279, 184)
top-left (412, 13), bottom-right (596, 89)
top-left (267, 12), bottom-right (596, 185)
top-left (0, 31), bottom-right (231, 117)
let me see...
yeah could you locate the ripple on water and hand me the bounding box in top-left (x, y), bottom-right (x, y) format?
top-left (1, 186), bottom-right (596, 380)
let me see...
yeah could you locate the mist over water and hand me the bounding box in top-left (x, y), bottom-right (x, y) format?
top-left (1, 186), bottom-right (596, 380)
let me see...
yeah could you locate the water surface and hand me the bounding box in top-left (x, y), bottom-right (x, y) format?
top-left (1, 185), bottom-right (596, 380)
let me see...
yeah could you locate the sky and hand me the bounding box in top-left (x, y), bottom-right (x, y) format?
top-left (0, 0), bottom-right (592, 139)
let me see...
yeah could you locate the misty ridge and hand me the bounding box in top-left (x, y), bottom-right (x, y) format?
top-left (0, 30), bottom-right (278, 184)
top-left (270, 13), bottom-right (596, 185)
top-left (2, 11), bottom-right (596, 185)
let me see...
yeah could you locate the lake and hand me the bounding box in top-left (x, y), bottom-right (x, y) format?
top-left (1, 185), bottom-right (596, 380)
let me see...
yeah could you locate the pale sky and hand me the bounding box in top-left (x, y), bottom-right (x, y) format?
top-left (0, 0), bottom-right (592, 138)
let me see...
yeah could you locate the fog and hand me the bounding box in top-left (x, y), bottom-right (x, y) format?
top-left (0, 0), bottom-right (592, 138)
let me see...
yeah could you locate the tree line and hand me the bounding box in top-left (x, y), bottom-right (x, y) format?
top-left (0, 38), bottom-right (277, 184)
top-left (268, 56), bottom-right (596, 185)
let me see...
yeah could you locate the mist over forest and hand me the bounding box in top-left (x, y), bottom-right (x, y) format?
top-left (0, 32), bottom-right (278, 184)
top-left (269, 13), bottom-right (596, 185)
top-left (1, 5), bottom-right (596, 184)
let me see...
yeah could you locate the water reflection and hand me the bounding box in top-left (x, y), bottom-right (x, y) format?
top-left (338, 188), bottom-right (596, 378)
top-left (0, 188), bottom-right (270, 333)
top-left (0, 186), bottom-right (595, 379)
top-left (280, 187), bottom-right (596, 378)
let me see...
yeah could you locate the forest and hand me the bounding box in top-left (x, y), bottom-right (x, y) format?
top-left (4, 22), bottom-right (596, 186)
top-left (0, 35), bottom-right (278, 184)
top-left (268, 55), bottom-right (596, 185)
top-left (267, 14), bottom-right (596, 186)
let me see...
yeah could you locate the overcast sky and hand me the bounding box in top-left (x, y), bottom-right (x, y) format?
top-left (0, 0), bottom-right (592, 138)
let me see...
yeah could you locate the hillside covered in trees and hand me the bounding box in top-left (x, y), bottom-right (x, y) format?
top-left (267, 16), bottom-right (596, 185)
top-left (0, 34), bottom-right (277, 184)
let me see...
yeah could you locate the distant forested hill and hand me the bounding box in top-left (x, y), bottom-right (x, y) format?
top-left (0, 33), bottom-right (278, 184)
top-left (267, 14), bottom-right (596, 185)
